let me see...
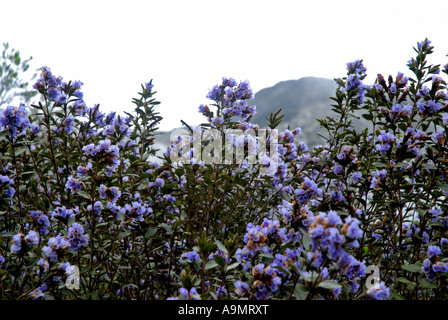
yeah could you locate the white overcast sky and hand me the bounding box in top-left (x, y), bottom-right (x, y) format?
top-left (2, 0), bottom-right (448, 130)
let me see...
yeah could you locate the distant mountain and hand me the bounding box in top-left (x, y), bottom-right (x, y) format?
top-left (249, 77), bottom-right (338, 147)
top-left (153, 77), bottom-right (369, 158)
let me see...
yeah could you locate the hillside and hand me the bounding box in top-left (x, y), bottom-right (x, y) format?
top-left (153, 77), bottom-right (368, 157)
top-left (249, 77), bottom-right (338, 147)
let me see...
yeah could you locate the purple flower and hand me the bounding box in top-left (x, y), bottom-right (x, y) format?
top-left (63, 116), bottom-right (75, 134)
top-left (417, 100), bottom-right (442, 115)
top-left (82, 143), bottom-right (97, 157)
top-left (10, 233), bottom-right (23, 254)
top-left (99, 184), bottom-right (121, 203)
top-left (222, 77), bottom-right (238, 88)
top-left (429, 206), bottom-right (443, 221)
top-left (344, 216), bottom-right (363, 241)
top-left (427, 245), bottom-right (441, 259)
top-left (370, 169), bottom-right (387, 189)
top-left (330, 190), bottom-right (346, 203)
top-left (206, 85), bottom-right (222, 101)
top-left (351, 171), bottom-right (362, 183)
top-left (432, 129), bottom-right (445, 144)
top-left (120, 201), bottom-right (150, 222)
top-left (77, 162), bottom-right (93, 177)
top-left (42, 235), bottom-right (70, 262)
top-left (178, 287), bottom-right (200, 300)
top-left (385, 103), bottom-right (412, 121)
top-left (67, 222), bottom-right (89, 251)
top-left (82, 139), bottom-right (120, 173)
top-left (0, 174), bottom-right (14, 187)
top-left (65, 176), bottom-right (83, 193)
top-left (327, 210), bottom-right (342, 227)
top-left (343, 60), bottom-right (367, 103)
top-left (216, 285), bottom-right (228, 298)
top-left (51, 206), bottom-right (75, 223)
top-left (334, 164), bottom-right (343, 175)
top-left (87, 201), bottom-right (103, 218)
top-left (235, 280), bottom-right (250, 296)
top-left (154, 177), bottom-right (165, 188)
top-left (376, 130), bottom-right (395, 155)
top-left (294, 177), bottom-right (320, 205)
top-left (442, 113), bottom-right (448, 125)
top-left (24, 230), bottom-right (40, 246)
top-left (180, 250), bottom-right (200, 263)
top-left (0, 104), bottom-right (31, 140)
top-left (47, 87), bottom-right (61, 101)
top-left (103, 115), bottom-right (131, 138)
top-left (367, 281), bottom-right (390, 300)
top-left (211, 116), bottom-right (224, 127)
top-left (198, 104), bottom-right (209, 114)
top-left (145, 82), bottom-right (154, 91)
top-left (417, 38), bottom-right (432, 51)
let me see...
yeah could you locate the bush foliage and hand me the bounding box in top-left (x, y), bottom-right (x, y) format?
top-left (1, 39), bottom-right (448, 300)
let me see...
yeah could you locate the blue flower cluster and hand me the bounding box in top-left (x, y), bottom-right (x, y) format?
top-left (67, 223), bottom-right (89, 251)
top-left (366, 281), bottom-right (390, 300)
top-left (341, 60), bottom-right (369, 103)
top-left (3, 38), bottom-right (448, 301)
top-left (307, 211), bottom-right (365, 291)
top-left (0, 104), bottom-right (31, 140)
top-left (200, 77), bottom-right (256, 126)
top-left (180, 250), bottom-right (201, 263)
top-left (42, 235), bottom-right (70, 263)
top-left (422, 246), bottom-right (448, 281)
top-left (294, 177), bottom-right (321, 205)
top-left (82, 138), bottom-right (120, 176)
top-left (0, 174), bottom-right (15, 198)
top-left (251, 263), bottom-right (282, 300)
top-left (33, 66), bottom-right (83, 106)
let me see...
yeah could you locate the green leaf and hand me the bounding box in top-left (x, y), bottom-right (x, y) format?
top-left (161, 223), bottom-right (172, 234)
top-left (428, 221), bottom-right (445, 229)
top-left (214, 239), bottom-right (228, 255)
top-left (294, 283), bottom-right (309, 300)
top-left (419, 278), bottom-right (437, 289)
top-left (227, 262), bottom-right (240, 272)
top-left (302, 271), bottom-right (319, 283)
top-left (213, 254), bottom-right (226, 269)
top-left (260, 253), bottom-right (274, 265)
top-left (175, 168), bottom-right (185, 177)
top-left (77, 190), bottom-right (90, 200)
top-left (317, 280), bottom-right (342, 290)
top-left (205, 260), bottom-right (218, 270)
top-left (117, 230), bottom-right (131, 239)
top-left (14, 146), bottom-right (27, 156)
top-left (436, 184), bottom-right (448, 190)
top-left (397, 122), bottom-right (408, 132)
top-left (300, 229), bottom-right (311, 250)
top-left (422, 163), bottom-right (437, 170)
top-left (0, 232), bottom-right (16, 237)
top-left (397, 277), bottom-right (414, 285)
top-left (372, 162), bottom-right (386, 168)
top-left (145, 228), bottom-right (157, 239)
top-left (390, 292), bottom-right (405, 300)
top-left (401, 263), bottom-right (422, 273)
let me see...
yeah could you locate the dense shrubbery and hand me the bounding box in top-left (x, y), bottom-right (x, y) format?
top-left (1, 39), bottom-right (448, 300)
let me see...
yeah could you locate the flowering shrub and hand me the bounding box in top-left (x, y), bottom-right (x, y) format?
top-left (1, 39), bottom-right (448, 300)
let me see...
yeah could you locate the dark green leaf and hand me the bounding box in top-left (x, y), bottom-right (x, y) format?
top-left (401, 264), bottom-right (422, 273)
top-left (317, 280), bottom-right (342, 290)
top-left (294, 283), bottom-right (309, 300)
